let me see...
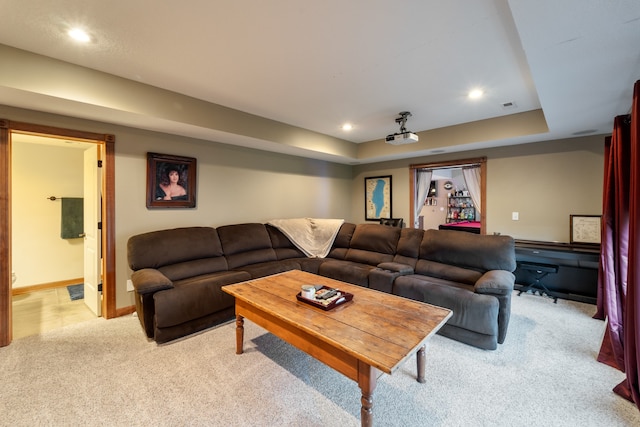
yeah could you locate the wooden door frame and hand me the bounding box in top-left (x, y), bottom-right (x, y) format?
top-left (410, 157), bottom-right (487, 234)
top-left (0, 119), bottom-right (116, 347)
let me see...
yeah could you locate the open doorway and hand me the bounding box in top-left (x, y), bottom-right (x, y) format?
top-left (0, 119), bottom-right (116, 347)
top-left (11, 134), bottom-right (99, 338)
top-left (410, 157), bottom-right (487, 234)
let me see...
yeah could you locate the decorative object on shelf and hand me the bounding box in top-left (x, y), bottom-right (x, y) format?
top-left (570, 215), bottom-right (601, 245)
top-left (365, 175), bottom-right (392, 221)
top-left (428, 180), bottom-right (437, 197)
top-left (146, 152), bottom-right (197, 208)
top-left (446, 194), bottom-right (475, 223)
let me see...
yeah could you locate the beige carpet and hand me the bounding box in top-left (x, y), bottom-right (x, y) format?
top-left (1, 292), bottom-right (639, 426)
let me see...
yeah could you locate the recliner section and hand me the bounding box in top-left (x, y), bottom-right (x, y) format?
top-left (127, 222), bottom-right (516, 349)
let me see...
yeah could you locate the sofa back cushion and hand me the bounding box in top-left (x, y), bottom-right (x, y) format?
top-left (217, 223), bottom-right (277, 269)
top-left (344, 223), bottom-right (400, 265)
top-left (127, 227), bottom-right (224, 270)
top-left (327, 222), bottom-right (356, 260)
top-left (266, 225), bottom-right (306, 260)
top-left (420, 229), bottom-right (516, 272)
top-left (414, 259), bottom-right (483, 285)
top-left (393, 227), bottom-right (424, 267)
top-left (158, 258), bottom-right (230, 282)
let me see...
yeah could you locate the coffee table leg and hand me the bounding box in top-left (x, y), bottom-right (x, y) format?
top-left (416, 345), bottom-right (426, 383)
top-left (235, 315), bottom-right (244, 355)
top-left (358, 361), bottom-right (377, 427)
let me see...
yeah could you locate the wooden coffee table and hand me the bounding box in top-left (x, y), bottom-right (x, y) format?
top-left (222, 270), bottom-right (452, 427)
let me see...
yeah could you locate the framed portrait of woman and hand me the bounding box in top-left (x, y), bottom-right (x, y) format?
top-left (146, 152), bottom-right (197, 208)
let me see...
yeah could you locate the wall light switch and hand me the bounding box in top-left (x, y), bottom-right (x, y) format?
top-left (126, 279), bottom-right (134, 292)
top-left (512, 212), bottom-right (519, 221)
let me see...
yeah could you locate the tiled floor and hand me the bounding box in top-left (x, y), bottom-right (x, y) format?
top-left (12, 287), bottom-right (97, 339)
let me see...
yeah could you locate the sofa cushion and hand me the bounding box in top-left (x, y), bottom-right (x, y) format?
top-left (343, 223), bottom-right (400, 266)
top-left (297, 257), bottom-right (325, 274)
top-left (334, 222), bottom-right (356, 248)
top-left (393, 275), bottom-right (499, 337)
top-left (266, 225), bottom-right (306, 260)
top-left (154, 270), bottom-right (250, 329)
top-left (217, 223), bottom-right (277, 269)
top-left (345, 248), bottom-right (394, 266)
top-left (318, 260), bottom-right (375, 287)
top-left (414, 259), bottom-right (483, 285)
top-left (326, 223), bottom-right (356, 260)
top-left (127, 227), bottom-right (222, 270)
top-left (420, 229), bottom-right (516, 272)
top-left (159, 257), bottom-right (228, 282)
top-left (349, 223), bottom-right (401, 255)
top-left (235, 259), bottom-right (301, 279)
top-left (393, 228), bottom-right (424, 267)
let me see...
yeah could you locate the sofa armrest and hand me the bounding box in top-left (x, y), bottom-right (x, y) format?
top-left (377, 262), bottom-right (414, 275)
top-left (369, 263), bottom-right (414, 294)
top-left (131, 268), bottom-right (174, 295)
top-left (474, 270), bottom-right (515, 296)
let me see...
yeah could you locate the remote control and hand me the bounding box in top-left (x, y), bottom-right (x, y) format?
top-left (318, 289), bottom-right (338, 300)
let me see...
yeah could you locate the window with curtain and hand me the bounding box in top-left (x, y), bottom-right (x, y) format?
top-left (462, 166), bottom-right (481, 214)
top-left (414, 169), bottom-right (432, 227)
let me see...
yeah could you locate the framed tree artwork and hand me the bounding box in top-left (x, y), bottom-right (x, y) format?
top-left (146, 152), bottom-right (197, 208)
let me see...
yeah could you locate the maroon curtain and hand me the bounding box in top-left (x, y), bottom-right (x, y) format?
top-left (596, 80), bottom-right (640, 407)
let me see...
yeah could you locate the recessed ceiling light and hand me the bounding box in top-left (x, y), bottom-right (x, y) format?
top-left (68, 28), bottom-right (91, 43)
top-left (342, 123), bottom-right (353, 131)
top-left (468, 89), bottom-right (484, 99)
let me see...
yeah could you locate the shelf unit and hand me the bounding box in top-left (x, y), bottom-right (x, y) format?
top-left (446, 195), bottom-right (475, 223)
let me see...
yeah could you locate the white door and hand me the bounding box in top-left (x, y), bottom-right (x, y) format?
top-left (83, 145), bottom-right (101, 316)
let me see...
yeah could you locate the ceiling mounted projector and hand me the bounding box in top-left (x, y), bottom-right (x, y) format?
top-left (385, 132), bottom-right (419, 145)
top-left (385, 111), bottom-right (419, 145)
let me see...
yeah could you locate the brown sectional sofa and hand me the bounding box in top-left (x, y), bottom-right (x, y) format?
top-left (127, 222), bottom-right (516, 349)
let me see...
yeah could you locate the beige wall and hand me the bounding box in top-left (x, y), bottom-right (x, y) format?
top-left (11, 142), bottom-right (84, 288)
top-left (2, 105), bottom-right (354, 309)
top-left (3, 104), bottom-right (606, 311)
top-left (486, 138), bottom-right (603, 241)
top-left (117, 135), bottom-right (355, 308)
top-left (353, 135), bottom-right (604, 242)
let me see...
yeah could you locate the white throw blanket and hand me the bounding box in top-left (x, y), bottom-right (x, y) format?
top-left (267, 218), bottom-right (344, 258)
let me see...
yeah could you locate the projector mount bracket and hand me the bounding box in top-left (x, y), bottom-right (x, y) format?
top-left (395, 111), bottom-right (412, 133)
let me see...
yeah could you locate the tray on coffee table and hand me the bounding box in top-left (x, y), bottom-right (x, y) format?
top-left (296, 286), bottom-right (353, 311)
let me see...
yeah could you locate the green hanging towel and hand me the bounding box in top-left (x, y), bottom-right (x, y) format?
top-left (61, 197), bottom-right (84, 239)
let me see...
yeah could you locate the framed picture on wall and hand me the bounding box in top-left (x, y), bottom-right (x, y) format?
top-left (364, 175), bottom-right (392, 220)
top-left (146, 152), bottom-right (197, 208)
top-left (570, 214), bottom-right (601, 245)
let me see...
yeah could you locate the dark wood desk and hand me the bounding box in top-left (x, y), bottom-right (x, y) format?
top-left (514, 240), bottom-right (600, 304)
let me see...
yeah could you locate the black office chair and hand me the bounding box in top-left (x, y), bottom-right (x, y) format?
top-left (380, 218), bottom-right (403, 228)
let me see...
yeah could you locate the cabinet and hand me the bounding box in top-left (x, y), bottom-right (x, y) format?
top-left (446, 195), bottom-right (475, 223)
